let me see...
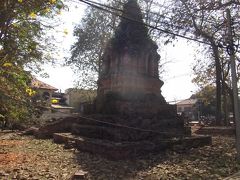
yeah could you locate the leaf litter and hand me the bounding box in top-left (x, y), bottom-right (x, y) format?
top-left (0, 131), bottom-right (240, 180)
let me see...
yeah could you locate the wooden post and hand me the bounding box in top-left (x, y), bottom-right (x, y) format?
top-left (226, 9), bottom-right (240, 159)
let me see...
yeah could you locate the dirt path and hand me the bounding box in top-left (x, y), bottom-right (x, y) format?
top-left (0, 131), bottom-right (240, 180)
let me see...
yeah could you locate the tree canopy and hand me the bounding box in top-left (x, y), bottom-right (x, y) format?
top-left (162, 0), bottom-right (240, 124)
top-left (1, 0), bottom-right (239, 127)
top-left (67, 0), bottom-right (170, 89)
top-left (0, 0), bottom-right (64, 128)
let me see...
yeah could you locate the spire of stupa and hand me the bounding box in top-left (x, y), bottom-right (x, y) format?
top-left (111, 0), bottom-right (150, 55)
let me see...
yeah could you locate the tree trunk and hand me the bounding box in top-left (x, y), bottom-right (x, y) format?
top-left (222, 81), bottom-right (229, 126)
top-left (225, 82), bottom-right (235, 124)
top-left (212, 44), bottom-right (222, 125)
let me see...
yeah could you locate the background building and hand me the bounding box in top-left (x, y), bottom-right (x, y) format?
top-left (176, 98), bottom-right (198, 120)
top-left (31, 77), bottom-right (58, 107)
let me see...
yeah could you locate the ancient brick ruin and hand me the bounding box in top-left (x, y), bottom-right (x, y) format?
top-left (36, 0), bottom-right (212, 160)
top-left (96, 0), bottom-right (170, 115)
top-left (91, 0), bottom-right (190, 142)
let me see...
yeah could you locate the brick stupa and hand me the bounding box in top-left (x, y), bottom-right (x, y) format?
top-left (96, 0), bottom-right (174, 116)
top-left (36, 0), bottom-right (212, 160)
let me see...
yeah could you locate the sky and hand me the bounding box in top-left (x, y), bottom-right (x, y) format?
top-left (37, 0), bottom-right (200, 103)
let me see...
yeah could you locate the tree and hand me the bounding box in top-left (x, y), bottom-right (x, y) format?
top-left (67, 0), bottom-right (169, 89)
top-left (160, 0), bottom-right (240, 125)
top-left (194, 85), bottom-right (217, 117)
top-left (67, 1), bottom-right (121, 89)
top-left (192, 46), bottom-right (234, 125)
top-left (0, 0), bottom-right (64, 128)
top-left (68, 0), bottom-right (239, 125)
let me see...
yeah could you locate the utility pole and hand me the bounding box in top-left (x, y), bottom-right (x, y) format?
top-left (226, 9), bottom-right (240, 159)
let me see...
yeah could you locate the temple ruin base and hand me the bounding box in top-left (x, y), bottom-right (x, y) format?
top-left (35, 115), bottom-right (212, 160)
top-left (35, 0), bottom-right (212, 159)
top-left (53, 132), bottom-right (211, 160)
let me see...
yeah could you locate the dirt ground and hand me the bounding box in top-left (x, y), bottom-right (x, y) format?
top-left (0, 130), bottom-right (240, 180)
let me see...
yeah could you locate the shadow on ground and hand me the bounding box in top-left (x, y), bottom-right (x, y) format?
top-left (72, 136), bottom-right (240, 180)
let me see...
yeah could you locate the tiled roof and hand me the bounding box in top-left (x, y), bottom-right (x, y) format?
top-left (31, 78), bottom-right (58, 91)
top-left (176, 99), bottom-right (197, 105)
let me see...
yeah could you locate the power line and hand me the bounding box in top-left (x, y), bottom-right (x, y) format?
top-left (77, 0), bottom-right (237, 52)
top-left (164, 73), bottom-right (192, 80)
top-left (97, 0), bottom-right (187, 31)
top-left (79, 0), bottom-right (239, 52)
top-left (78, 0), bottom-right (230, 47)
top-left (80, 0), bottom-right (123, 12)
top-left (77, 0), bottom-right (213, 46)
top-left (167, 99), bottom-right (187, 103)
top-left (104, 0), bottom-right (223, 28)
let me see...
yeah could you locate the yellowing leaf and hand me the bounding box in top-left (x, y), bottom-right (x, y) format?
top-left (57, 10), bottom-right (62, 15)
top-left (50, 0), bottom-right (56, 4)
top-left (26, 88), bottom-right (31, 93)
top-left (31, 90), bottom-right (36, 96)
top-left (3, 63), bottom-right (13, 67)
top-left (44, 8), bottom-right (51, 13)
top-left (12, 23), bottom-right (19, 27)
top-left (18, 0), bottom-right (23, 3)
top-left (63, 29), bottom-right (68, 35)
top-left (26, 88), bottom-right (36, 96)
top-left (29, 12), bottom-right (37, 19)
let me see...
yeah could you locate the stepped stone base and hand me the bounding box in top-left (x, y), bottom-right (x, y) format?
top-left (196, 126), bottom-right (235, 136)
top-left (36, 115), bottom-right (190, 140)
top-left (53, 133), bottom-right (212, 160)
top-left (35, 116), bottom-right (212, 159)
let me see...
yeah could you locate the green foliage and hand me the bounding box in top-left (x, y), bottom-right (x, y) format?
top-left (65, 88), bottom-right (96, 111)
top-left (163, 0), bottom-right (240, 123)
top-left (195, 85), bottom-right (216, 105)
top-left (194, 85), bottom-right (216, 116)
top-left (67, 1), bottom-right (122, 89)
top-left (0, 0), bottom-right (64, 128)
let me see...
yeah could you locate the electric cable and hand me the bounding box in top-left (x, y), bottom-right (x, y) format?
top-left (77, 0), bottom-right (214, 46)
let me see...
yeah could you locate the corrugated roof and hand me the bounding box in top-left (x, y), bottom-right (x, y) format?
top-left (31, 78), bottom-right (58, 91)
top-left (176, 99), bottom-right (197, 105)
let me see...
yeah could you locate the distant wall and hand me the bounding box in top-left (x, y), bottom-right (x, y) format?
top-left (65, 89), bottom-right (97, 112)
top-left (177, 104), bottom-right (197, 120)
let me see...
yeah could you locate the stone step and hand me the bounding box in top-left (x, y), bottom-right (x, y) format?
top-left (53, 133), bottom-right (156, 160)
top-left (195, 126), bottom-right (235, 136)
top-left (36, 115), bottom-right (190, 139)
top-left (35, 116), bottom-right (110, 139)
top-left (53, 133), bottom-right (212, 160)
top-left (71, 123), bottom-right (189, 142)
